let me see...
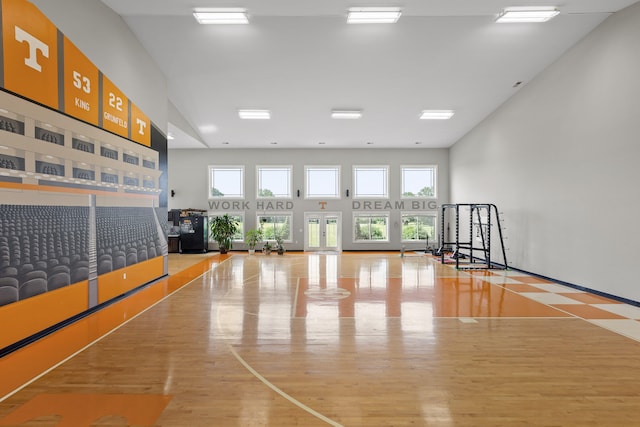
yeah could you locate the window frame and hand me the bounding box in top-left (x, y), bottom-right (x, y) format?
top-left (256, 212), bottom-right (293, 243)
top-left (208, 211), bottom-right (245, 242)
top-left (353, 211), bottom-right (390, 243)
top-left (400, 211), bottom-right (438, 243)
top-left (353, 165), bottom-right (389, 199)
top-left (400, 165), bottom-right (437, 199)
top-left (256, 165), bottom-right (293, 199)
top-left (208, 165), bottom-right (244, 199)
top-left (304, 165), bottom-right (341, 199)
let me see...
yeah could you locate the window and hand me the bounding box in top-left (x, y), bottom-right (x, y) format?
top-left (401, 166), bottom-right (436, 198)
top-left (401, 212), bottom-right (437, 242)
top-left (209, 166), bottom-right (244, 198)
top-left (257, 213), bottom-right (292, 242)
top-left (353, 212), bottom-right (389, 242)
top-left (209, 212), bottom-right (244, 242)
top-left (257, 166), bottom-right (292, 198)
top-left (353, 166), bottom-right (388, 198)
top-left (305, 166), bottom-right (340, 198)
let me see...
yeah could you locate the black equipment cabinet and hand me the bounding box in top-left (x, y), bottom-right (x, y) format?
top-left (179, 215), bottom-right (208, 253)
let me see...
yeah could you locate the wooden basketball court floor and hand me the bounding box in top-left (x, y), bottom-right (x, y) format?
top-left (2, 251), bottom-right (640, 426)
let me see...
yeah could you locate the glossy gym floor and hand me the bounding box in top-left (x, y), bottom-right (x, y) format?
top-left (2, 251), bottom-right (640, 426)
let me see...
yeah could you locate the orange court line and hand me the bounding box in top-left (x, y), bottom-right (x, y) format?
top-left (551, 304), bottom-right (627, 320)
top-left (0, 254), bottom-right (228, 401)
top-left (557, 292), bottom-right (622, 305)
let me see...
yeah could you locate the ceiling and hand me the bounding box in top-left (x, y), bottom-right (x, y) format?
top-left (100, 0), bottom-right (639, 150)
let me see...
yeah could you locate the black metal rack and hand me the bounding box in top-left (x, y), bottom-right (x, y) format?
top-left (438, 203), bottom-right (507, 270)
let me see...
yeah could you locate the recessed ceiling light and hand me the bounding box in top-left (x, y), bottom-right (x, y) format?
top-left (238, 109), bottom-right (271, 120)
top-left (318, 142), bottom-right (326, 145)
top-left (167, 133), bottom-right (175, 140)
top-left (347, 7), bottom-right (401, 24)
top-left (415, 141), bottom-right (422, 145)
top-left (366, 141), bottom-right (374, 145)
top-left (193, 8), bottom-right (249, 25)
top-left (222, 141), bottom-right (230, 145)
top-left (420, 110), bottom-right (455, 120)
top-left (331, 110), bottom-right (362, 119)
top-left (496, 7), bottom-right (559, 23)
top-left (270, 142), bottom-right (278, 145)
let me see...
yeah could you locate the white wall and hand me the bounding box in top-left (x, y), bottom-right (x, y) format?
top-left (450, 3), bottom-right (640, 301)
top-left (31, 0), bottom-right (168, 131)
top-left (168, 148), bottom-right (448, 251)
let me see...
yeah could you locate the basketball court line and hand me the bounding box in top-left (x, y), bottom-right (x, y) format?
top-left (0, 256), bottom-right (231, 403)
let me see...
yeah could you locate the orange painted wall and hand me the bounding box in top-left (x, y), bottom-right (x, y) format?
top-left (0, 281), bottom-right (88, 350)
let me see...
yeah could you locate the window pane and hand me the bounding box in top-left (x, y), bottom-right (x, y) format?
top-left (209, 166), bottom-right (243, 198)
top-left (354, 214), bottom-right (389, 241)
top-left (354, 166), bottom-right (388, 198)
top-left (209, 213), bottom-right (244, 242)
top-left (402, 166), bottom-right (436, 198)
top-left (258, 167), bottom-right (291, 198)
top-left (258, 215), bottom-right (292, 241)
top-left (401, 213), bottom-right (436, 241)
top-left (306, 166), bottom-right (340, 198)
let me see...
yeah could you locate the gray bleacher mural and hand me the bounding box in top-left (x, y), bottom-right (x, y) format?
top-left (0, 204), bottom-right (165, 307)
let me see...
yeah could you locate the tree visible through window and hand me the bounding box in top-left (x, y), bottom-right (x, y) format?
top-left (208, 213), bottom-right (244, 241)
top-left (401, 213), bottom-right (436, 241)
top-left (354, 213), bottom-right (389, 242)
top-left (209, 166), bottom-right (244, 198)
top-left (258, 214), bottom-right (292, 241)
top-left (257, 166), bottom-right (292, 198)
top-left (401, 166), bottom-right (436, 198)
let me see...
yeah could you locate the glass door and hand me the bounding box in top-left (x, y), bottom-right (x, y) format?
top-left (305, 212), bottom-right (341, 252)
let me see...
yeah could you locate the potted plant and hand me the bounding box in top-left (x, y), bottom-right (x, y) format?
top-left (275, 235), bottom-right (285, 255)
top-left (244, 228), bottom-right (263, 254)
top-left (209, 214), bottom-right (238, 254)
top-left (262, 241), bottom-right (272, 255)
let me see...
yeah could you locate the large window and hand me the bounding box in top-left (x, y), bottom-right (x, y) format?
top-left (257, 166), bottom-right (292, 198)
top-left (401, 212), bottom-right (437, 242)
top-left (305, 166), bottom-right (340, 198)
top-left (209, 166), bottom-right (244, 198)
top-left (353, 213), bottom-right (389, 242)
top-left (353, 166), bottom-right (388, 199)
top-left (257, 213), bottom-right (292, 242)
top-left (208, 212), bottom-right (244, 242)
top-left (401, 166), bottom-right (436, 198)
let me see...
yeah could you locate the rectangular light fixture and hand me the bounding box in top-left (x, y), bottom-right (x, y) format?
top-left (420, 110), bottom-right (455, 120)
top-left (238, 109), bottom-right (271, 120)
top-left (331, 110), bottom-right (362, 119)
top-left (347, 7), bottom-right (402, 24)
top-left (193, 8), bottom-right (249, 25)
top-left (496, 7), bottom-right (559, 23)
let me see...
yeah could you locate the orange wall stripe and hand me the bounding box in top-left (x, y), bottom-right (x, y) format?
top-left (0, 281), bottom-right (88, 350)
top-left (0, 181), bottom-right (159, 199)
top-left (1, 0), bottom-right (59, 109)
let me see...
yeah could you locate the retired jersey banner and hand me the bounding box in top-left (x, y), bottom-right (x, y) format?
top-left (100, 75), bottom-right (129, 139)
top-left (0, 0), bottom-right (156, 146)
top-left (62, 36), bottom-right (99, 126)
top-left (1, 0), bottom-right (59, 110)
top-left (131, 102), bottom-right (151, 147)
